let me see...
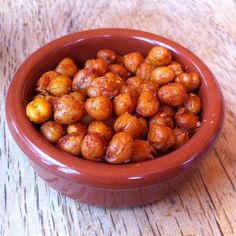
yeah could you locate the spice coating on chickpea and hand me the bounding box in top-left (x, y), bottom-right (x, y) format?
top-left (55, 57), bottom-right (78, 78)
top-left (69, 91), bottom-right (86, 103)
top-left (67, 122), bottom-right (88, 135)
top-left (158, 105), bottom-right (176, 119)
top-left (84, 58), bottom-right (108, 76)
top-left (173, 128), bottom-right (189, 148)
top-left (184, 93), bottom-right (202, 114)
top-left (139, 80), bottom-right (159, 95)
top-left (150, 66), bottom-right (175, 85)
top-left (113, 93), bottom-right (135, 116)
top-left (97, 49), bottom-right (117, 64)
top-left (126, 76), bottom-right (143, 92)
top-left (168, 61), bottom-right (184, 76)
top-left (150, 112), bottom-right (174, 129)
top-left (175, 72), bottom-right (200, 92)
top-left (109, 64), bottom-right (128, 79)
top-left (136, 62), bottom-right (154, 80)
top-left (123, 52), bottom-right (144, 73)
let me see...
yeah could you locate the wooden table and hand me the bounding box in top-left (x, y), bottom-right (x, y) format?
top-left (1, 0), bottom-right (236, 235)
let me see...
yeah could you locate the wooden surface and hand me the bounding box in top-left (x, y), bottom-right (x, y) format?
top-left (1, 0), bottom-right (236, 235)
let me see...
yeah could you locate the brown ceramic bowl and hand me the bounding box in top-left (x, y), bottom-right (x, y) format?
top-left (6, 29), bottom-right (224, 208)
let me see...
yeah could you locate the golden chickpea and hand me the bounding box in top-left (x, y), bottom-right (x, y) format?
top-left (146, 46), bottom-right (172, 66)
top-left (158, 105), bottom-right (176, 119)
top-left (84, 58), bottom-right (108, 76)
top-left (113, 93), bottom-right (135, 116)
top-left (131, 140), bottom-right (155, 163)
top-left (126, 76), bottom-right (143, 93)
top-left (123, 52), bottom-right (144, 73)
top-left (150, 112), bottom-right (174, 129)
top-left (168, 61), bottom-right (184, 76)
top-left (136, 91), bottom-right (159, 117)
top-left (55, 57), bottom-right (78, 78)
top-left (35, 71), bottom-right (59, 94)
top-left (69, 91), bottom-right (86, 103)
top-left (175, 108), bottom-right (199, 132)
top-left (184, 93), bottom-right (202, 114)
top-left (120, 85), bottom-right (138, 104)
top-left (85, 96), bottom-right (112, 120)
top-left (109, 64), bottom-right (128, 79)
top-left (137, 117), bottom-right (148, 138)
top-left (173, 128), bottom-right (189, 148)
top-left (72, 69), bottom-right (97, 96)
top-left (105, 132), bottom-right (134, 164)
top-left (136, 61), bottom-right (154, 80)
top-left (158, 83), bottom-right (187, 107)
top-left (40, 121), bottom-right (64, 144)
top-left (67, 122), bottom-right (88, 135)
top-left (26, 97), bottom-right (53, 124)
top-left (175, 72), bottom-right (201, 92)
top-left (58, 133), bottom-right (85, 155)
top-left (88, 121), bottom-right (113, 143)
top-left (54, 95), bottom-right (85, 125)
top-left (150, 66), bottom-right (175, 85)
top-left (148, 124), bottom-right (176, 151)
top-left (81, 133), bottom-right (106, 161)
top-left (139, 80), bottom-right (159, 94)
top-left (47, 75), bottom-right (72, 97)
top-left (97, 49), bottom-right (117, 64)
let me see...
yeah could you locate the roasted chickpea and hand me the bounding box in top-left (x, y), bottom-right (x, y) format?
top-left (136, 61), bottom-right (154, 80)
top-left (173, 128), bottom-right (189, 148)
top-left (131, 140), bottom-right (155, 162)
top-left (85, 96), bottom-right (112, 120)
top-left (109, 64), bottom-right (128, 79)
top-left (88, 121), bottom-right (113, 143)
top-left (139, 80), bottom-right (159, 94)
top-left (81, 133), bottom-right (106, 161)
top-left (113, 93), bottom-right (135, 116)
top-left (158, 105), bottom-right (176, 119)
top-left (120, 85), bottom-right (138, 104)
top-left (36, 71), bottom-right (59, 94)
top-left (168, 61), bottom-right (184, 76)
top-left (45, 95), bottom-right (59, 109)
top-left (136, 91), bottom-right (159, 117)
top-left (150, 66), bottom-right (175, 85)
top-left (26, 97), bottom-right (53, 124)
top-left (175, 72), bottom-right (201, 92)
top-left (158, 83), bottom-right (187, 107)
top-left (47, 75), bottom-right (72, 97)
top-left (150, 112), bottom-right (174, 129)
top-left (137, 117), bottom-right (148, 138)
top-left (148, 124), bottom-right (176, 151)
top-left (40, 121), bottom-right (64, 144)
top-left (67, 122), bottom-right (87, 135)
top-left (123, 52), bottom-right (144, 73)
top-left (55, 57), bottom-right (78, 78)
top-left (58, 133), bottom-right (85, 155)
top-left (126, 76), bottom-right (143, 93)
top-left (105, 132), bottom-right (134, 164)
top-left (54, 95), bottom-right (85, 125)
top-left (184, 93), bottom-right (202, 114)
top-left (84, 58), bottom-right (108, 76)
top-left (97, 49), bottom-right (117, 64)
top-left (114, 113), bottom-right (140, 138)
top-left (69, 91), bottom-right (86, 103)
top-left (146, 46), bottom-right (172, 66)
top-left (175, 108), bottom-right (199, 132)
top-left (72, 69), bottom-right (97, 95)
top-left (87, 72), bottom-right (124, 99)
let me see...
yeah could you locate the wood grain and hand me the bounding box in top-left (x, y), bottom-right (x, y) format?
top-left (1, 0), bottom-right (236, 235)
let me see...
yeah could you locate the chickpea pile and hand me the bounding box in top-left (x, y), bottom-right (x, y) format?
top-left (26, 46), bottom-right (201, 164)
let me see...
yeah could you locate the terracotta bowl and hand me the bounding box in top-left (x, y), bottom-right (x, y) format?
top-left (6, 29), bottom-right (224, 208)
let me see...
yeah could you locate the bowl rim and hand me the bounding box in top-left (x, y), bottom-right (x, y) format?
top-left (5, 28), bottom-right (224, 189)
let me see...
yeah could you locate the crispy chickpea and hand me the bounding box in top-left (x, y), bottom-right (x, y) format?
top-left (175, 108), bottom-right (199, 132)
top-left (146, 46), bottom-right (172, 66)
top-left (150, 66), bottom-right (175, 85)
top-left (123, 52), bottom-right (144, 73)
top-left (58, 133), bottom-right (85, 155)
top-left (72, 69), bottom-right (97, 96)
top-left (175, 72), bottom-right (201, 92)
top-left (139, 80), bottom-right (159, 94)
top-left (55, 57), bottom-right (78, 78)
top-left (150, 112), bottom-right (174, 129)
top-left (137, 117), bottom-right (148, 138)
top-left (85, 96), bottom-right (112, 120)
top-left (148, 124), bottom-right (176, 151)
top-left (67, 122), bottom-right (87, 135)
top-left (168, 61), bottom-right (184, 76)
top-left (136, 61), bottom-right (154, 80)
top-left (88, 121), bottom-right (113, 143)
top-left (105, 132), bottom-right (134, 164)
top-left (87, 72), bottom-right (124, 99)
top-left (26, 97), bottom-right (53, 124)
top-left (184, 93), bottom-right (202, 114)
top-left (113, 93), bottom-right (135, 116)
top-left (40, 121), bottom-right (64, 144)
top-left (69, 91), bottom-right (86, 103)
top-left (54, 95), bottom-right (85, 125)
top-left (81, 133), bottom-right (106, 161)
top-left (84, 58), bottom-right (108, 76)
top-left (136, 91), bottom-right (159, 117)
top-left (131, 140), bottom-right (155, 162)
top-left (97, 49), bottom-right (117, 64)
top-left (158, 83), bottom-right (187, 107)
top-left (36, 71), bottom-right (59, 94)
top-left (120, 85), bottom-right (138, 104)
top-left (173, 128), bottom-right (189, 148)
top-left (109, 64), bottom-right (128, 79)
top-left (126, 76), bottom-right (143, 93)
top-left (47, 75), bottom-right (72, 97)
top-left (158, 105), bottom-right (176, 119)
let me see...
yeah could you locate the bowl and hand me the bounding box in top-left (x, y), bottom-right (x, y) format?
top-left (5, 28), bottom-right (224, 208)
